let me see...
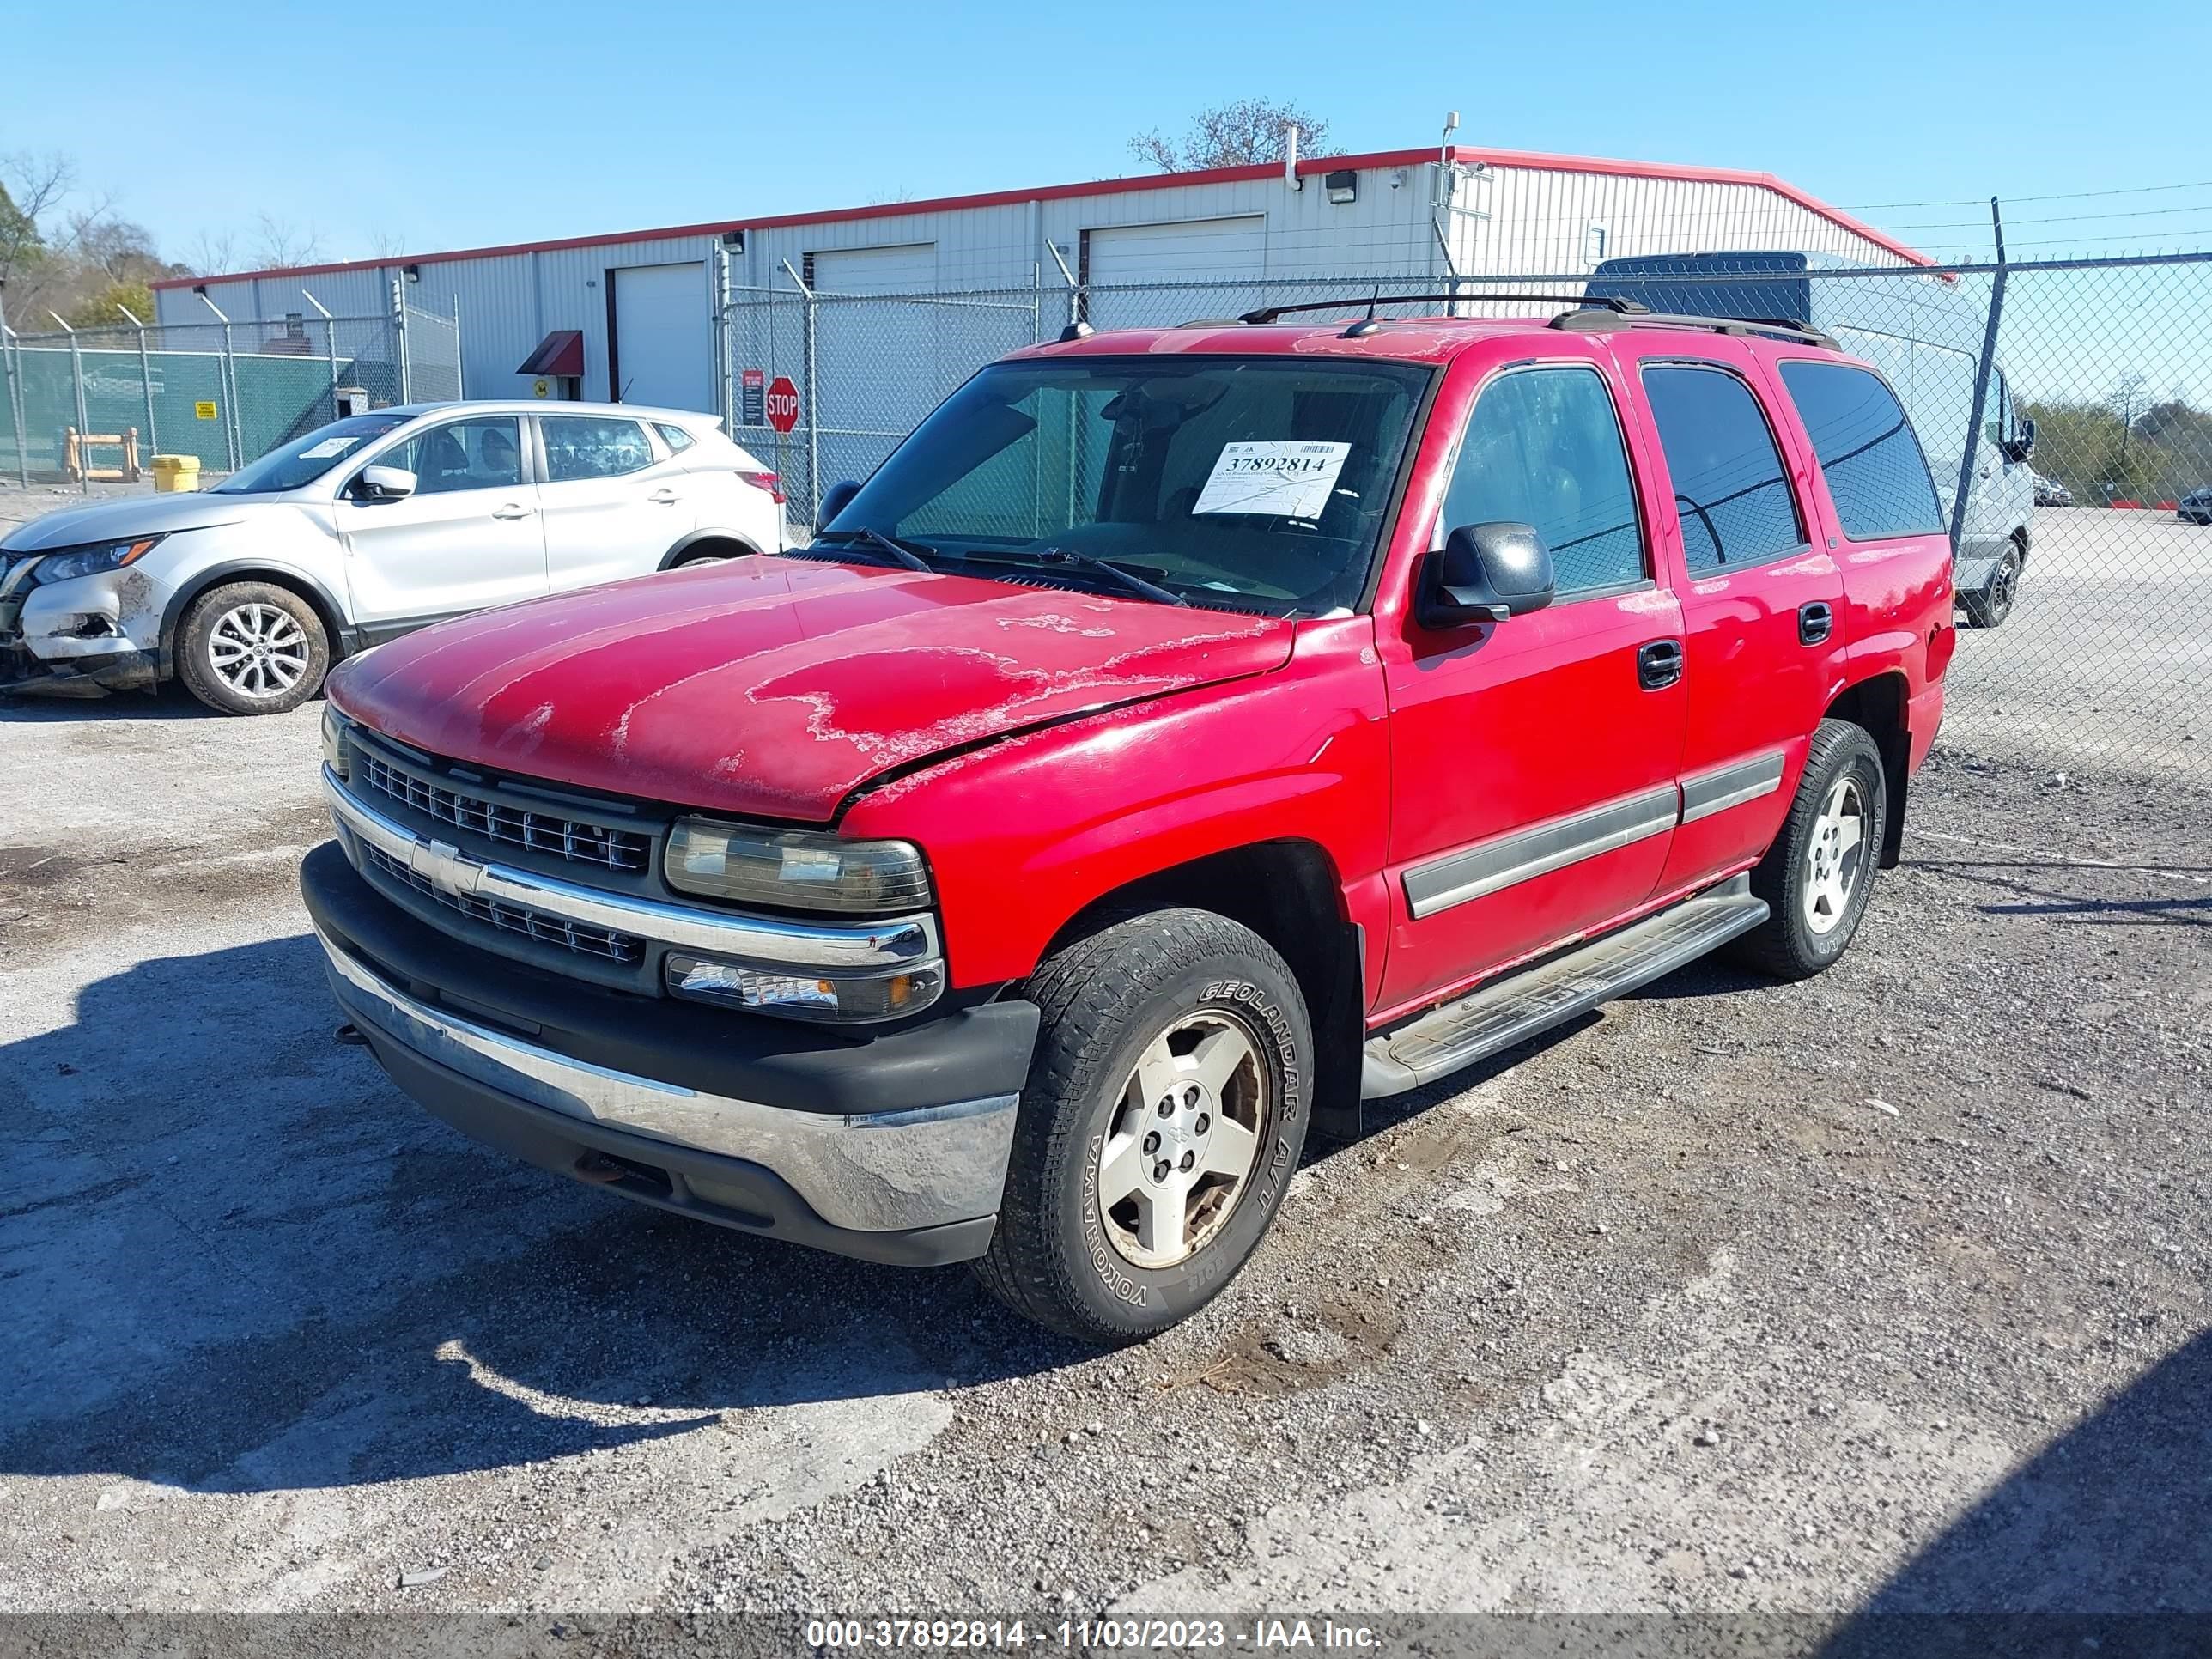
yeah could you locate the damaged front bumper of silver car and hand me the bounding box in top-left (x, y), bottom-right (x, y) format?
top-left (0, 552), bottom-right (165, 696)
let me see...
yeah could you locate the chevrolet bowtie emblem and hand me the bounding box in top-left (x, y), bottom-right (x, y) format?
top-left (407, 836), bottom-right (485, 896)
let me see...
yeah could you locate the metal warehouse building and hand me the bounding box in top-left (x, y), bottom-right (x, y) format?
top-left (149, 139), bottom-right (1930, 517)
top-left (155, 141), bottom-right (1928, 403)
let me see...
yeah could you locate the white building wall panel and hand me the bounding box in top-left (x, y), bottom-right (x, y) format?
top-left (1463, 166), bottom-right (1912, 278)
top-left (153, 158), bottom-right (1922, 438)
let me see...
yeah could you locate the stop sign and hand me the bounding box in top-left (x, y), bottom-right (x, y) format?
top-left (764, 375), bottom-right (801, 434)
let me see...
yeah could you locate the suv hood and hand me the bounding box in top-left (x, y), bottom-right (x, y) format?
top-left (0, 493), bottom-right (247, 552)
top-left (328, 556), bottom-right (1295, 822)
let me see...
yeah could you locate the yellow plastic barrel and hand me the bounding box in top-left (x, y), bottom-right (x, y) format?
top-left (152, 454), bottom-right (201, 493)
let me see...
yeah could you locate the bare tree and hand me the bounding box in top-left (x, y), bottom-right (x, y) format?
top-left (66, 211), bottom-right (166, 283)
top-left (2112, 372), bottom-right (2150, 475)
top-left (0, 150), bottom-right (74, 290)
top-left (1128, 100), bottom-right (1331, 173)
top-left (180, 228), bottom-right (240, 279)
top-left (250, 212), bottom-right (325, 269)
top-left (366, 228), bottom-right (412, 262)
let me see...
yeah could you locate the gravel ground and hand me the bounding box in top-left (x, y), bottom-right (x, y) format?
top-left (1, 680), bottom-right (2205, 1637)
top-left (3, 461), bottom-right (2209, 1637)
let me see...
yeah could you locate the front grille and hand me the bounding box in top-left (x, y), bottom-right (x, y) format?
top-left (356, 750), bottom-right (650, 872)
top-left (362, 842), bottom-right (646, 964)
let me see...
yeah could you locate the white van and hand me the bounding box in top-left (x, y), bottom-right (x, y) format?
top-left (1587, 252), bottom-right (2036, 627)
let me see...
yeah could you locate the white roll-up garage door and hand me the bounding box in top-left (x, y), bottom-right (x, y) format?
top-left (610, 261), bottom-right (713, 412)
top-left (1085, 216), bottom-right (1267, 328)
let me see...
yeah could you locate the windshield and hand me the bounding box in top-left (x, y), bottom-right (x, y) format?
top-left (212, 413), bottom-right (410, 494)
top-left (821, 356), bottom-right (1431, 615)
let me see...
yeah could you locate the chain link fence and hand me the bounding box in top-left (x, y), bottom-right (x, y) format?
top-left (721, 253), bottom-right (2212, 775)
top-left (3, 250), bottom-right (2202, 775)
top-left (720, 284), bottom-right (1041, 531)
top-left (0, 292), bottom-right (461, 486)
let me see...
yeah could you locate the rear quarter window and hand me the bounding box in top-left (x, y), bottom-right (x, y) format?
top-left (1778, 361), bottom-right (1945, 540)
top-left (1640, 364), bottom-right (1805, 572)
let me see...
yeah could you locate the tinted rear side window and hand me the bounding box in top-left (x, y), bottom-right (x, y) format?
top-left (1778, 360), bottom-right (1945, 540)
top-left (1641, 365), bottom-right (1804, 571)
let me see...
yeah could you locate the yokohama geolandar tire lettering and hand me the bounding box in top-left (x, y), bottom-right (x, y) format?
top-left (974, 908), bottom-right (1313, 1345)
top-left (1730, 718), bottom-right (1887, 980)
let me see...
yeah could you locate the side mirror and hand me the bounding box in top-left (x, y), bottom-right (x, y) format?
top-left (2002, 417), bottom-right (2037, 465)
top-left (817, 478), bottom-right (862, 526)
top-left (1418, 522), bottom-right (1555, 629)
top-left (354, 465), bottom-right (417, 502)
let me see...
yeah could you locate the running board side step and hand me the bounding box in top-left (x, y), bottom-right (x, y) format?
top-left (1360, 876), bottom-right (1768, 1099)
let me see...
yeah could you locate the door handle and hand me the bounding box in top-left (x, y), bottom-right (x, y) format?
top-left (1637, 639), bottom-right (1684, 690)
top-left (647, 487), bottom-right (680, 505)
top-left (1798, 601), bottom-right (1835, 646)
top-left (491, 502), bottom-right (534, 520)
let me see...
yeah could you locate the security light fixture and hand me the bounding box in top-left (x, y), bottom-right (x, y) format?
top-left (721, 229), bottom-right (745, 251)
top-left (404, 264), bottom-right (422, 283)
top-left (1325, 170), bottom-right (1358, 205)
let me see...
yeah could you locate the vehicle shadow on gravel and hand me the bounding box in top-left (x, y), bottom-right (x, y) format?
top-left (1820, 1327), bottom-right (2212, 1646)
top-left (1913, 858), bottom-right (2211, 927)
top-left (0, 685), bottom-right (234, 723)
top-left (0, 934), bottom-right (1090, 1498)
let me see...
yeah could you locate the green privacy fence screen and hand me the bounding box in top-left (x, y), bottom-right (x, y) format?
top-left (0, 344), bottom-right (401, 478)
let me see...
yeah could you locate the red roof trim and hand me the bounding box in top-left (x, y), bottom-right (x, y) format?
top-left (151, 144), bottom-right (1929, 290)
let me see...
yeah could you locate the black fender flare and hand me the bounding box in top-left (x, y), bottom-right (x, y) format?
top-left (159, 561), bottom-right (353, 675)
top-left (656, 529), bottom-right (766, 572)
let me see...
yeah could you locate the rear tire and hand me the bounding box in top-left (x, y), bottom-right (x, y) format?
top-left (1730, 720), bottom-right (1887, 981)
top-left (1960, 535), bottom-right (2023, 628)
top-left (175, 582), bottom-right (329, 715)
top-left (974, 908), bottom-right (1312, 1346)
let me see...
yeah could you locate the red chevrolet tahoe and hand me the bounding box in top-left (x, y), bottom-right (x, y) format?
top-left (301, 296), bottom-right (1954, 1343)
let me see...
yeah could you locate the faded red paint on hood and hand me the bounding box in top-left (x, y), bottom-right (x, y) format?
top-left (326, 556), bottom-right (1295, 822)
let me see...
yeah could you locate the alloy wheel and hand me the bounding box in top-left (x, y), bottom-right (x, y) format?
top-left (207, 603), bottom-right (310, 701)
top-left (1095, 1009), bottom-right (1271, 1270)
top-left (1803, 776), bottom-right (1869, 936)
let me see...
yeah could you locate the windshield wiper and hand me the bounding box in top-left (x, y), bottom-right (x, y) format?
top-left (813, 526), bottom-right (939, 572)
top-left (1014, 548), bottom-right (1189, 607)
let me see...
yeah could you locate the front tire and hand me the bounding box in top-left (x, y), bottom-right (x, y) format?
top-left (176, 582), bottom-right (330, 715)
top-left (1960, 536), bottom-right (2024, 628)
top-left (1730, 720), bottom-right (1887, 981)
top-left (974, 908), bottom-right (1312, 1345)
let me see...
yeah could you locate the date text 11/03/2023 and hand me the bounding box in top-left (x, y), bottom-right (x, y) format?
top-left (802, 1619), bottom-right (1383, 1650)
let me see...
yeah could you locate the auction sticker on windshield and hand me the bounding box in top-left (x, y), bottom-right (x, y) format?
top-left (1191, 441), bottom-right (1350, 520)
top-left (301, 436), bottom-right (361, 459)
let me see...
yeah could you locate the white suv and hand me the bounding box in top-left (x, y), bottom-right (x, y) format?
top-left (0, 401), bottom-right (786, 715)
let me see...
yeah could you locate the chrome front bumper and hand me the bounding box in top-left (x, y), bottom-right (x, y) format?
top-left (316, 923), bottom-right (1019, 1244)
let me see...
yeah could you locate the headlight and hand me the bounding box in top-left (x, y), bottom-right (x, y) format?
top-left (321, 706), bottom-right (352, 780)
top-left (665, 819), bottom-right (932, 914)
top-left (36, 535), bottom-right (166, 585)
top-left (665, 953), bottom-right (945, 1023)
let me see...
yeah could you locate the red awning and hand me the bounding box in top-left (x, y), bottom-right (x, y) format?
top-left (517, 330), bottom-right (584, 378)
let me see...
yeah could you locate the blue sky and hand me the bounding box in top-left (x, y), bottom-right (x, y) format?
top-left (8, 0), bottom-right (2212, 268)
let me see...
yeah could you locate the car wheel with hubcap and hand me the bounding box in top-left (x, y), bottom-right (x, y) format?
top-left (975, 907), bottom-right (1311, 1345)
top-left (177, 581), bottom-right (330, 715)
top-left (1729, 718), bottom-right (1887, 981)
top-left (1960, 536), bottom-right (2024, 628)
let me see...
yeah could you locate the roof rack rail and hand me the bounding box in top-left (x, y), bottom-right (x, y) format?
top-left (1551, 308), bottom-right (1838, 349)
top-left (1233, 294), bottom-right (1650, 325)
